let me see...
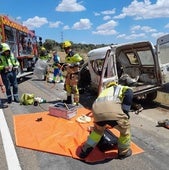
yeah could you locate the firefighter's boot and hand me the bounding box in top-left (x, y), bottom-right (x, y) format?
top-left (118, 148), bottom-right (132, 159)
top-left (63, 96), bottom-right (72, 104)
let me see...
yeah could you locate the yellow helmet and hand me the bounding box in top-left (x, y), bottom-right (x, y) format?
top-left (62, 41), bottom-right (72, 48)
top-left (40, 47), bottom-right (46, 51)
top-left (0, 43), bottom-right (10, 53)
top-left (106, 81), bottom-right (118, 88)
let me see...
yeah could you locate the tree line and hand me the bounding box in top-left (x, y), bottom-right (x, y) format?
top-left (42, 39), bottom-right (109, 53)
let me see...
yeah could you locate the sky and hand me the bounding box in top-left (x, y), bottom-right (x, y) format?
top-left (1, 0), bottom-right (169, 45)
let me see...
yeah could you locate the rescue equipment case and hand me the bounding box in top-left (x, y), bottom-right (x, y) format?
top-left (49, 102), bottom-right (77, 119)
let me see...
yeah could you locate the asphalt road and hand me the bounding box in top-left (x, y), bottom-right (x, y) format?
top-left (0, 74), bottom-right (169, 170)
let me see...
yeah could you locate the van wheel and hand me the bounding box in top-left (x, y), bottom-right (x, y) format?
top-left (145, 91), bottom-right (157, 102)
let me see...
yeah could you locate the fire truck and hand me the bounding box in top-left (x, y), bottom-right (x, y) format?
top-left (0, 15), bottom-right (41, 80)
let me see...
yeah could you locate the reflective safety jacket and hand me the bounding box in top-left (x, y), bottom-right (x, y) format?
top-left (92, 85), bottom-right (130, 122)
top-left (65, 52), bottom-right (83, 73)
top-left (0, 53), bottom-right (20, 72)
top-left (39, 54), bottom-right (51, 61)
top-left (99, 84), bottom-right (131, 101)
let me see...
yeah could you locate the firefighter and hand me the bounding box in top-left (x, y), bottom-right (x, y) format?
top-left (52, 51), bottom-right (63, 83)
top-left (36, 46), bottom-right (51, 80)
top-left (79, 81), bottom-right (133, 160)
top-left (62, 41), bottom-right (84, 105)
top-left (0, 43), bottom-right (20, 103)
top-left (39, 47), bottom-right (51, 61)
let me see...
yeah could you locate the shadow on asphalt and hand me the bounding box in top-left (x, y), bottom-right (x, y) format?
top-left (17, 76), bottom-right (32, 84)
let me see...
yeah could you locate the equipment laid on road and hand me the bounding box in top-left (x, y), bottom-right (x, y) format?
top-left (20, 93), bottom-right (46, 106)
top-left (76, 115), bottom-right (91, 123)
top-left (13, 107), bottom-right (144, 163)
top-left (20, 93), bottom-right (35, 105)
top-left (158, 119), bottom-right (169, 129)
top-left (34, 97), bottom-right (46, 106)
top-left (49, 102), bottom-right (77, 119)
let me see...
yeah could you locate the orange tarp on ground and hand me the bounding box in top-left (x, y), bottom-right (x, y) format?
top-left (13, 108), bottom-right (144, 163)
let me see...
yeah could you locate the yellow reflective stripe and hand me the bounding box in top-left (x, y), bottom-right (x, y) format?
top-left (119, 85), bottom-right (131, 100)
top-left (96, 86), bottom-right (122, 103)
top-left (86, 131), bottom-right (102, 147)
top-left (118, 134), bottom-right (131, 149)
top-left (98, 86), bottom-right (114, 98)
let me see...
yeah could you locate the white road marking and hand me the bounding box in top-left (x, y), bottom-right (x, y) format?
top-left (0, 109), bottom-right (22, 170)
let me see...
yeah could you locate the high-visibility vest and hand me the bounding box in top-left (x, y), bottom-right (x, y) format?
top-left (92, 85), bottom-right (130, 122)
top-left (0, 52), bottom-right (20, 71)
top-left (96, 85), bottom-right (130, 103)
top-left (39, 54), bottom-right (51, 60)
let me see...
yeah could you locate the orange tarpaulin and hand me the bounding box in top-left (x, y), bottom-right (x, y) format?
top-left (13, 108), bottom-right (144, 163)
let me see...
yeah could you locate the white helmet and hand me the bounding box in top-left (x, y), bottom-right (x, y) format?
top-left (0, 43), bottom-right (10, 53)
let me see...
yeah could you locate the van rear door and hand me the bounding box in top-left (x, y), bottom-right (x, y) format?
top-left (98, 47), bottom-right (118, 94)
top-left (157, 34), bottom-right (169, 84)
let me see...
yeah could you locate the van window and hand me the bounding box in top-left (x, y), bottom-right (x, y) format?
top-left (158, 42), bottom-right (169, 64)
top-left (90, 55), bottom-right (116, 78)
top-left (137, 50), bottom-right (154, 65)
top-left (90, 59), bottom-right (104, 75)
top-left (126, 52), bottom-right (139, 65)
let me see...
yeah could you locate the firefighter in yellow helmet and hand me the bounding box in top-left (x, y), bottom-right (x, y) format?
top-left (39, 46), bottom-right (51, 61)
top-left (79, 81), bottom-right (133, 160)
top-left (62, 41), bottom-right (84, 105)
top-left (0, 43), bottom-right (20, 104)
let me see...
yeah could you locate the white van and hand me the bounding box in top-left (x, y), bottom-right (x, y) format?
top-left (78, 34), bottom-right (169, 102)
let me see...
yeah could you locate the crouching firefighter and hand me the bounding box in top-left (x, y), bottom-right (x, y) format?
top-left (62, 41), bottom-right (84, 106)
top-left (79, 82), bottom-right (133, 159)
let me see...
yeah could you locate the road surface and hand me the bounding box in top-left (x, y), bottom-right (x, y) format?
top-left (0, 74), bottom-right (169, 170)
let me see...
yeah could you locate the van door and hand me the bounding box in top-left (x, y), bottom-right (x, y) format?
top-left (98, 47), bottom-right (118, 94)
top-left (156, 34), bottom-right (169, 84)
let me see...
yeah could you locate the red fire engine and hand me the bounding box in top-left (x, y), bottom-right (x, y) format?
top-left (0, 15), bottom-right (41, 79)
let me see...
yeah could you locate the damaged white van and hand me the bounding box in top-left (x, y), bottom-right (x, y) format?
top-left (79, 34), bottom-right (169, 102)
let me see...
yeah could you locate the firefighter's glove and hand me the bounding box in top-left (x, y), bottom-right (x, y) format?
top-left (62, 63), bottom-right (70, 71)
top-left (61, 66), bottom-right (65, 71)
top-left (61, 65), bottom-right (67, 71)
